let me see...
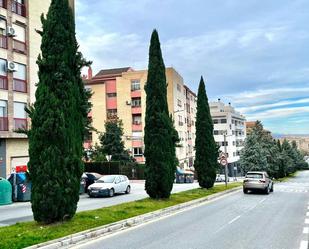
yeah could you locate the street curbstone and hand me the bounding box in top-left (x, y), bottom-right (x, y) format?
top-left (25, 186), bottom-right (241, 249)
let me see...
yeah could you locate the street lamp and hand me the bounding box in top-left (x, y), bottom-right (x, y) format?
top-left (106, 155), bottom-right (112, 174)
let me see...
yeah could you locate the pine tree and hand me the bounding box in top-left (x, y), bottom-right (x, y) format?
top-left (95, 118), bottom-right (132, 162)
top-left (240, 133), bottom-right (267, 173)
top-left (281, 139), bottom-right (294, 175)
top-left (144, 30), bottom-right (177, 198)
top-left (26, 0), bottom-right (89, 223)
top-left (194, 76), bottom-right (218, 188)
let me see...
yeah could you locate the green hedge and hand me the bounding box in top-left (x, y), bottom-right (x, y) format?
top-left (84, 162), bottom-right (145, 180)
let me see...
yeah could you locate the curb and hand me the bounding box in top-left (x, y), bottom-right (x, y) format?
top-left (25, 186), bottom-right (242, 249)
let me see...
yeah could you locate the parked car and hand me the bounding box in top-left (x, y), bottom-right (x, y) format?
top-left (82, 172), bottom-right (103, 192)
top-left (215, 174), bottom-right (230, 182)
top-left (88, 175), bottom-right (130, 197)
top-left (243, 171), bottom-right (274, 194)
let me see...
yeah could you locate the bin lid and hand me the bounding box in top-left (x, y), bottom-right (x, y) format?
top-left (176, 167), bottom-right (185, 174)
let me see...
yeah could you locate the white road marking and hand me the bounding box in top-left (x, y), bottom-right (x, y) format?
top-left (305, 218), bottom-right (309, 224)
top-left (228, 215), bottom-right (241, 224)
top-left (303, 227), bottom-right (309, 234)
top-left (307, 206), bottom-right (309, 210)
top-left (306, 212), bottom-right (309, 217)
top-left (300, 240), bottom-right (308, 249)
top-left (259, 198), bottom-right (266, 204)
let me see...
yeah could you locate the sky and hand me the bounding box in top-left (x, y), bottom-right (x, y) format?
top-left (75, 0), bottom-right (309, 135)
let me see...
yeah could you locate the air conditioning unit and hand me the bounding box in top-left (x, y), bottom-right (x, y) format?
top-left (7, 61), bottom-right (18, 72)
top-left (7, 27), bottom-right (16, 37)
top-left (126, 101), bottom-right (131, 105)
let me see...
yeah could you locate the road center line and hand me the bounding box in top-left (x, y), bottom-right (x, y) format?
top-left (228, 215), bottom-right (241, 224)
top-left (306, 212), bottom-right (309, 217)
top-left (299, 240), bottom-right (308, 249)
top-left (305, 218), bottom-right (309, 224)
top-left (303, 227), bottom-right (309, 234)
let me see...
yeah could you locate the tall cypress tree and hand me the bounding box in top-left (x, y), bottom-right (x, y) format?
top-left (27, 0), bottom-right (90, 223)
top-left (194, 76), bottom-right (218, 188)
top-left (144, 30), bottom-right (177, 198)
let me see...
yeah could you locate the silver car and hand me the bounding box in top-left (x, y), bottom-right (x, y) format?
top-left (243, 171), bottom-right (274, 194)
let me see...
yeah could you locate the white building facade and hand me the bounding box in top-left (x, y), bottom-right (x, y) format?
top-left (209, 100), bottom-right (246, 176)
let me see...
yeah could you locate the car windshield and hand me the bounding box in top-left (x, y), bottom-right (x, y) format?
top-left (246, 173), bottom-right (263, 179)
top-left (97, 175), bottom-right (115, 183)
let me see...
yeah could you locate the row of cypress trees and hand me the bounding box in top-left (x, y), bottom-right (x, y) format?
top-left (144, 30), bottom-right (219, 198)
top-left (28, 0), bottom-right (218, 223)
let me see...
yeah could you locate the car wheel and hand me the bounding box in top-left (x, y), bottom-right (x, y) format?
top-left (125, 185), bottom-right (131, 194)
top-left (270, 183), bottom-right (274, 192)
top-left (265, 186), bottom-right (270, 195)
top-left (109, 188), bottom-right (114, 197)
top-left (243, 188), bottom-right (248, 194)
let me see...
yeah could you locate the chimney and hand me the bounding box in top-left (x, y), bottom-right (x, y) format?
top-left (88, 66), bottom-right (93, 79)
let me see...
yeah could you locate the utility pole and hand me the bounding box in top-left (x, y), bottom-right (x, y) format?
top-left (224, 133), bottom-right (228, 188)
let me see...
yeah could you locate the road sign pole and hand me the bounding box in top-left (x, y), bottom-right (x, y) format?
top-left (224, 133), bottom-right (228, 188)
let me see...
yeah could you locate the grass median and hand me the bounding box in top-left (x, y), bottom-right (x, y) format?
top-left (0, 182), bottom-right (241, 249)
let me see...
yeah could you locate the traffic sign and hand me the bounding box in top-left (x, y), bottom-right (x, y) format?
top-left (220, 158), bottom-right (228, 166)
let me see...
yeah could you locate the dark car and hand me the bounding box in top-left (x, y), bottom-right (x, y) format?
top-left (82, 172), bottom-right (103, 192)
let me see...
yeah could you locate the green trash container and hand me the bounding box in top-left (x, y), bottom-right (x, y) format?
top-left (0, 177), bottom-right (12, 205)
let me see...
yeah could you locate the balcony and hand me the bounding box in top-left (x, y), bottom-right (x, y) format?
top-left (12, 1), bottom-right (26, 17)
top-left (131, 106), bottom-right (141, 114)
top-left (132, 122), bottom-right (142, 131)
top-left (0, 34), bottom-right (7, 49)
top-left (0, 75), bottom-right (8, 90)
top-left (0, 117), bottom-right (8, 131)
top-left (13, 79), bottom-right (27, 92)
top-left (0, 0), bottom-right (7, 9)
top-left (13, 39), bottom-right (26, 54)
top-left (14, 118), bottom-right (27, 130)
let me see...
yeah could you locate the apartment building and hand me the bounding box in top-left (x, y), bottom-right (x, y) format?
top-left (84, 67), bottom-right (197, 169)
top-left (209, 100), bottom-right (246, 176)
top-left (0, 0), bottom-right (74, 178)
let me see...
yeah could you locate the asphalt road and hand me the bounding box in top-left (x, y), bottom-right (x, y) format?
top-left (0, 181), bottom-right (205, 226)
top-left (75, 171), bottom-right (309, 249)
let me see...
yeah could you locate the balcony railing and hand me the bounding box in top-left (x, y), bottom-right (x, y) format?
top-left (0, 117), bottom-right (8, 131)
top-left (0, 34), bottom-right (7, 49)
top-left (13, 78), bottom-right (27, 92)
top-left (0, 75), bottom-right (8, 90)
top-left (14, 118), bottom-right (27, 130)
top-left (12, 1), bottom-right (26, 17)
top-left (13, 39), bottom-right (26, 54)
top-left (0, 0), bottom-right (7, 9)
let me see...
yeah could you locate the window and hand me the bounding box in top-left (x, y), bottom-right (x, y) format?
top-left (12, 0), bottom-right (26, 17)
top-left (220, 119), bottom-right (227, 124)
top-left (107, 109), bottom-right (117, 119)
top-left (133, 147), bottom-right (143, 157)
top-left (0, 59), bottom-right (7, 89)
top-left (13, 63), bottom-right (27, 92)
top-left (0, 100), bottom-right (7, 131)
top-left (214, 130), bottom-right (218, 135)
top-left (177, 84), bottom-right (181, 92)
top-left (107, 92), bottom-right (116, 98)
top-left (0, 0), bottom-right (6, 8)
top-left (177, 99), bottom-right (182, 107)
top-left (0, 19), bottom-right (7, 49)
top-left (213, 119), bottom-right (218, 124)
top-left (132, 97), bottom-right (141, 107)
top-left (13, 101), bottom-right (27, 130)
top-left (12, 24), bottom-right (26, 53)
top-left (132, 115), bottom-right (141, 125)
top-left (131, 79), bottom-right (140, 91)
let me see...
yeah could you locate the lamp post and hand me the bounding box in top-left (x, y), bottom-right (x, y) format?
top-left (106, 155), bottom-right (112, 174)
top-left (223, 133), bottom-right (228, 188)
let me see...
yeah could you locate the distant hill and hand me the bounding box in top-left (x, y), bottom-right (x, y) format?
top-left (272, 134), bottom-right (309, 139)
